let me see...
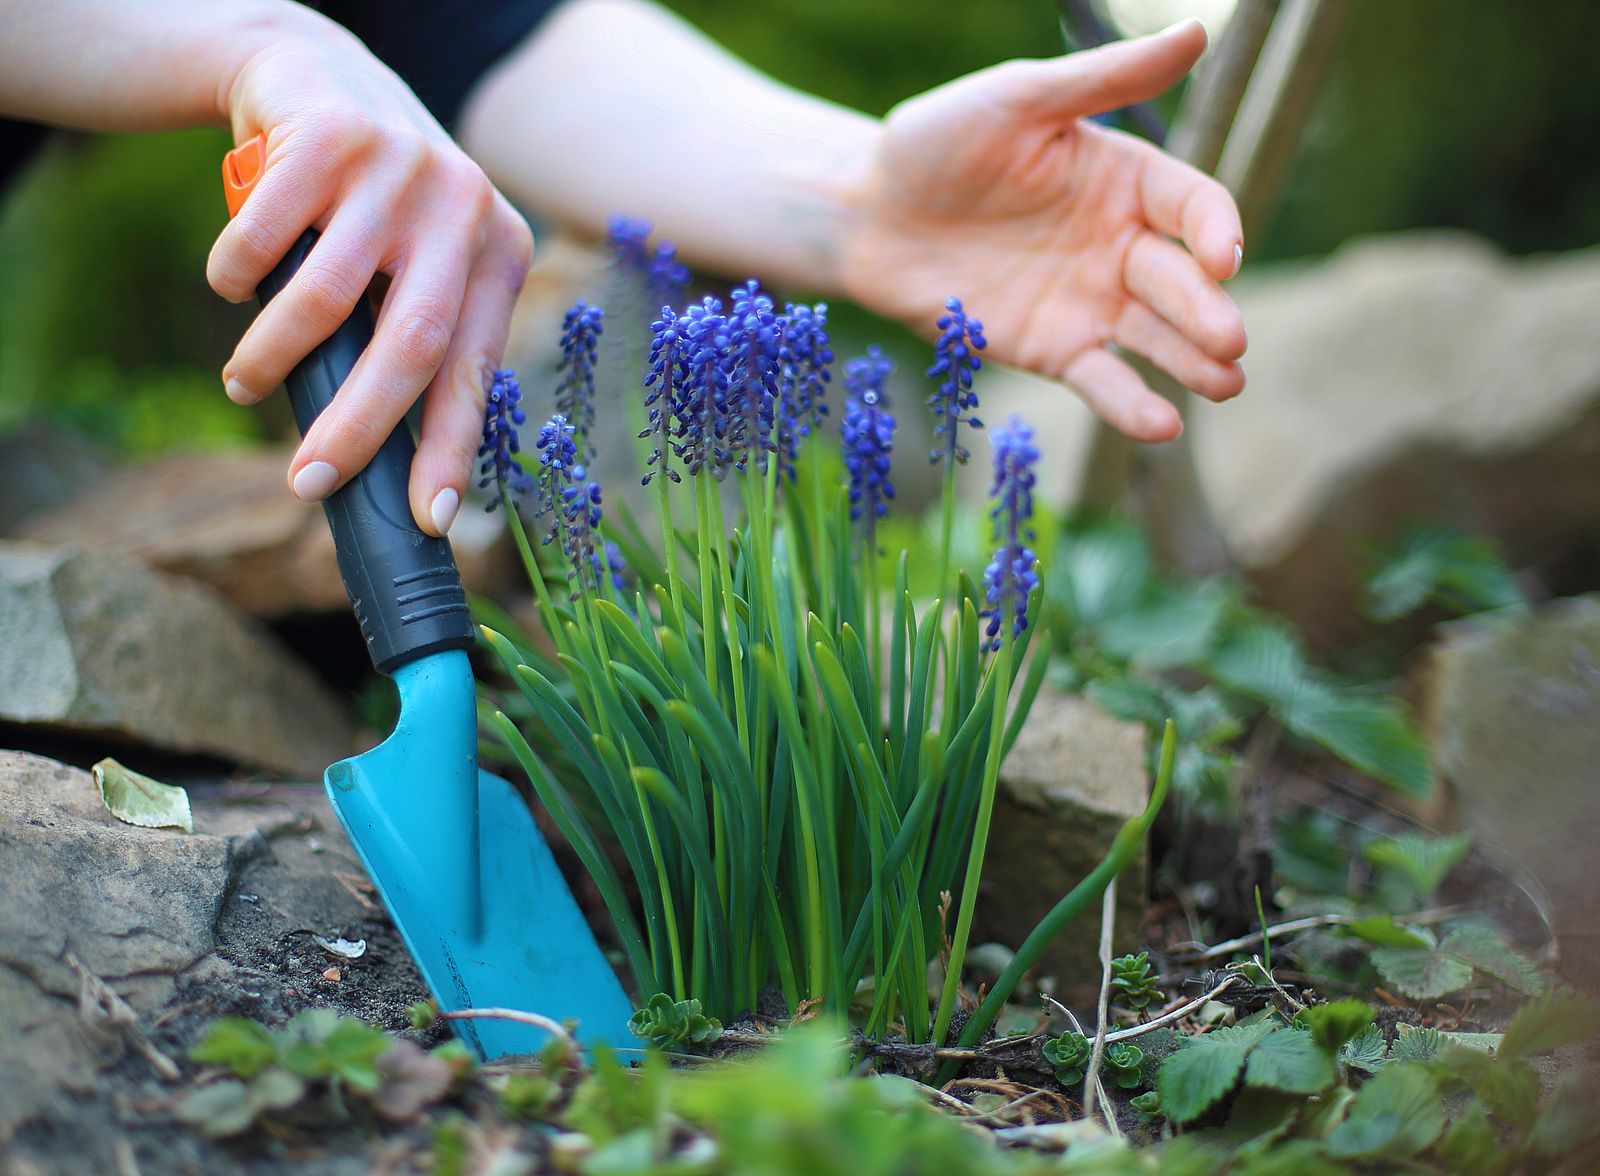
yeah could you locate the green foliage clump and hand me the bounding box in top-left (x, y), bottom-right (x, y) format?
top-left (628, 993), bottom-right (723, 1052)
top-left (1365, 525), bottom-right (1525, 622)
top-left (1047, 517), bottom-right (1431, 818)
top-left (1145, 990), bottom-right (1600, 1172)
top-left (1043, 1030), bottom-right (1091, 1086)
top-left (1103, 1042), bottom-right (1145, 1090)
top-left (180, 1011), bottom-right (465, 1137)
top-left (1110, 951), bottom-right (1163, 1015)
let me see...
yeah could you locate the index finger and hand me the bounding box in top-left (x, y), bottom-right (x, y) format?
top-left (1133, 140), bottom-right (1243, 281)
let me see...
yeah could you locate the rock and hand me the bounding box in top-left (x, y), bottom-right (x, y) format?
top-left (0, 541), bottom-right (354, 776)
top-left (1194, 233), bottom-right (1600, 646)
top-left (971, 233), bottom-right (1600, 647)
top-left (1423, 596), bottom-right (1600, 981)
top-left (976, 688), bottom-right (1150, 1005)
top-left (16, 446), bottom-right (512, 619)
top-left (0, 749), bottom-right (428, 1172)
top-left (0, 423), bottom-right (109, 533)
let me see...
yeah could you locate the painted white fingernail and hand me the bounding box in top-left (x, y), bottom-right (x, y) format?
top-left (430, 487), bottom-right (460, 536)
top-left (292, 461), bottom-right (339, 503)
top-left (1231, 243), bottom-right (1243, 278)
top-left (224, 378), bottom-right (254, 405)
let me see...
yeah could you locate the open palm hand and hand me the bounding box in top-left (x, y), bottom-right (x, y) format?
top-left (841, 22), bottom-right (1245, 442)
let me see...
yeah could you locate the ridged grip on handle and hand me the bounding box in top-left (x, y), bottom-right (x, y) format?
top-left (258, 230), bottom-right (474, 672)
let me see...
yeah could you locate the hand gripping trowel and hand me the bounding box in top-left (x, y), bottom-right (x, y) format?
top-left (222, 134), bottom-right (634, 1057)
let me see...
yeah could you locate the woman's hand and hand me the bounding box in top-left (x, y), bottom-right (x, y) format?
top-left (211, 26), bottom-right (533, 535)
top-left (840, 21), bottom-right (1245, 442)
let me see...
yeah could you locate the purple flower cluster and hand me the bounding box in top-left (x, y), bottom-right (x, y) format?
top-left (928, 297), bottom-right (986, 464)
top-left (532, 412), bottom-right (612, 593)
top-left (607, 214), bottom-right (689, 309)
top-left (841, 347), bottom-right (896, 533)
top-left (477, 369), bottom-right (526, 511)
top-left (980, 416), bottom-right (1040, 650)
top-left (725, 280), bottom-right (781, 475)
top-left (776, 301), bottom-right (832, 483)
top-left (556, 300), bottom-right (604, 457)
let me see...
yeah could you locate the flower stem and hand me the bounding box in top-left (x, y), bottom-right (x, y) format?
top-left (930, 632), bottom-right (1013, 1046)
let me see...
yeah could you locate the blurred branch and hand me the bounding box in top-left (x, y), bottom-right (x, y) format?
top-left (1056, 0), bottom-right (1169, 143)
top-left (1218, 0), bottom-right (1353, 243)
top-left (1074, 0), bottom-right (1347, 577)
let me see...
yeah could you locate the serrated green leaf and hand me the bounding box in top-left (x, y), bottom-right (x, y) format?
top-left (1499, 990), bottom-right (1600, 1061)
top-left (1527, 1074), bottom-right (1600, 1157)
top-left (1338, 1025), bottom-right (1388, 1073)
top-left (1279, 688), bottom-right (1432, 798)
top-left (1324, 1064), bottom-right (1443, 1160)
top-left (188, 1017), bottom-right (278, 1079)
top-left (1433, 1046), bottom-right (1540, 1128)
top-left (1158, 1021), bottom-right (1278, 1124)
top-left (1370, 944), bottom-right (1474, 999)
top-left (1365, 526), bottom-right (1524, 623)
top-left (1243, 1029), bottom-right (1336, 1094)
top-left (1438, 924), bottom-right (1546, 996)
top-left (1204, 619), bottom-right (1309, 705)
top-left (1297, 999), bottom-right (1375, 1053)
top-left (1363, 831), bottom-right (1472, 902)
top-left (1339, 915), bottom-right (1435, 949)
top-left (1388, 1025), bottom-right (1448, 1065)
top-left (92, 757), bottom-right (192, 832)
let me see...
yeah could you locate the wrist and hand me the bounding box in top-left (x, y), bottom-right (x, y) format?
top-left (769, 105), bottom-right (880, 295)
top-left (209, 2), bottom-right (365, 132)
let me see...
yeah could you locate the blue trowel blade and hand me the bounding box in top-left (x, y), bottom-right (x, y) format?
top-left (322, 649), bottom-right (635, 1057)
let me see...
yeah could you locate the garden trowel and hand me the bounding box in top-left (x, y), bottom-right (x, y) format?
top-left (221, 134), bottom-right (634, 1058)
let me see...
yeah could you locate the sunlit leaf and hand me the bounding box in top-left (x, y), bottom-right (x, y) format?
top-left (92, 757), bottom-right (192, 832)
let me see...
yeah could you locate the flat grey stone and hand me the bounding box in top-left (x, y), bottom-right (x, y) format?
top-left (977, 688), bottom-right (1149, 1004)
top-left (0, 541), bottom-right (354, 776)
top-left (1424, 596), bottom-right (1600, 979)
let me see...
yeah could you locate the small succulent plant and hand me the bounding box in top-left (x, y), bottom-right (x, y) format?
top-left (1044, 1030), bottom-right (1092, 1086)
top-left (628, 993), bottom-right (723, 1052)
top-left (1111, 951), bottom-right (1165, 1015)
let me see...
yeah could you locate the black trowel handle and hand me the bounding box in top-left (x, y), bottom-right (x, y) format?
top-left (224, 138), bottom-right (474, 673)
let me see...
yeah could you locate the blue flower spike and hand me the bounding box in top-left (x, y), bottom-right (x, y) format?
top-left (556, 300), bottom-right (604, 457)
top-left (560, 468), bottom-right (607, 592)
top-left (674, 296), bottom-right (733, 479)
top-left (841, 346), bottom-right (897, 535)
top-left (776, 302), bottom-right (832, 483)
top-left (478, 368), bottom-right (526, 511)
top-left (981, 415), bottom-right (1041, 651)
top-left (641, 305), bottom-right (685, 486)
top-left (608, 214), bottom-right (690, 309)
top-left (725, 280), bottom-right (781, 476)
top-left (928, 297), bottom-right (987, 464)
top-left (533, 414), bottom-right (579, 544)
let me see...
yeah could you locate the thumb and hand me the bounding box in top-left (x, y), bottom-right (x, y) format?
top-left (992, 20), bottom-right (1208, 123)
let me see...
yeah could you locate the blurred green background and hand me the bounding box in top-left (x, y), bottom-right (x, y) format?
top-left (1, 0), bottom-right (1596, 457)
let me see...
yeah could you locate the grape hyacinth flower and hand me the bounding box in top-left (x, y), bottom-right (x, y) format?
top-left (981, 416), bottom-right (1041, 650)
top-left (593, 540), bottom-right (628, 593)
top-left (724, 280), bottom-right (781, 475)
top-left (841, 346), bottom-right (897, 534)
top-left (775, 301), bottom-right (832, 483)
top-left (607, 214), bottom-right (690, 309)
top-left (556, 300), bottom-right (604, 457)
top-left (478, 369), bottom-right (526, 511)
top-left (641, 305), bottom-right (685, 485)
top-left (673, 296), bottom-right (732, 478)
top-left (533, 414), bottom-right (579, 544)
top-left (606, 215), bottom-right (652, 271)
top-left (560, 471), bottom-right (606, 592)
top-left (928, 297), bottom-right (986, 464)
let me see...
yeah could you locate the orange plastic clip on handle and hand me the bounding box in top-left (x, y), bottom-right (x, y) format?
top-left (222, 133), bottom-right (267, 218)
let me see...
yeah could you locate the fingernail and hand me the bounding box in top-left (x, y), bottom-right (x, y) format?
top-left (224, 378), bottom-right (254, 405)
top-left (1230, 243), bottom-right (1243, 278)
top-left (292, 461), bottom-right (339, 503)
top-left (430, 487), bottom-right (460, 536)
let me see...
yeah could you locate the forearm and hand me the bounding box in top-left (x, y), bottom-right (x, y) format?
top-left (0, 0), bottom-right (356, 134)
top-left (458, 0), bottom-right (879, 293)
